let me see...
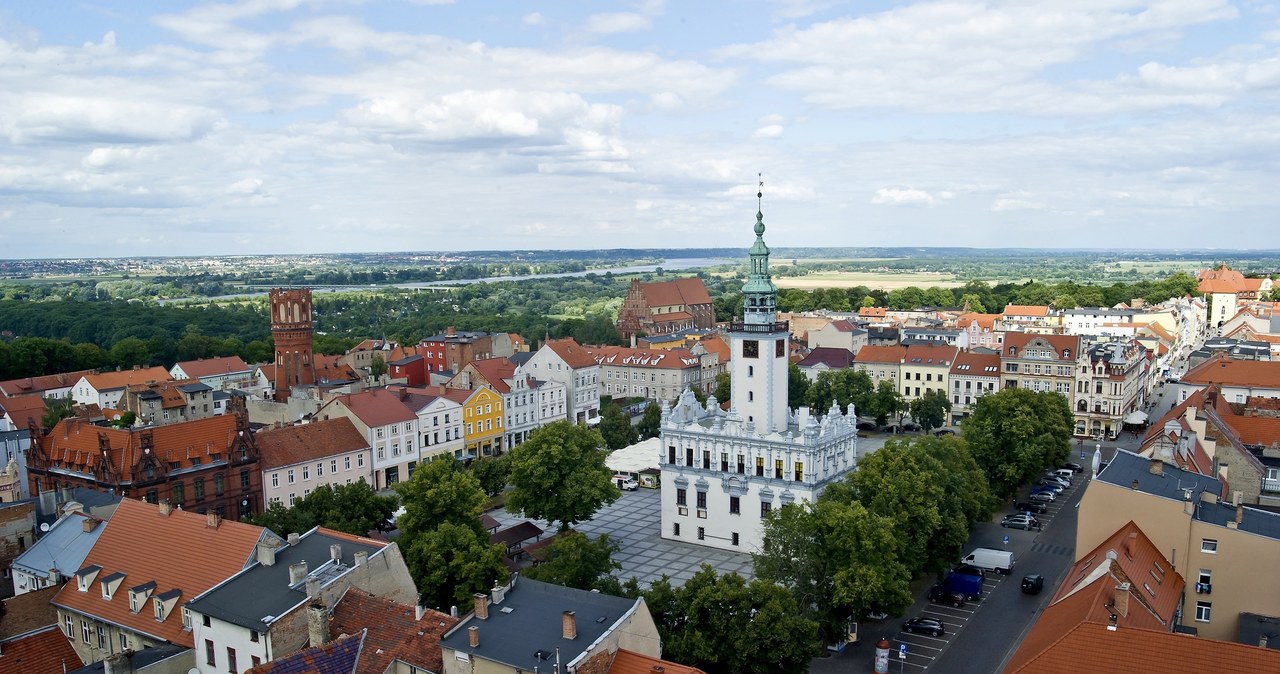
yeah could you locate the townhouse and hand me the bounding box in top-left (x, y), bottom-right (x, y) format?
top-left (589, 346), bottom-right (706, 403)
top-left (449, 357), bottom-right (562, 449)
top-left (955, 312), bottom-right (1000, 349)
top-left (317, 389), bottom-right (418, 489)
top-left (11, 508), bottom-right (107, 596)
top-left (256, 418), bottom-right (373, 508)
top-left (522, 338), bottom-right (600, 424)
top-left (851, 344), bottom-right (907, 390)
top-left (72, 367), bottom-right (174, 409)
top-left (899, 343), bottom-right (958, 402)
top-left (795, 347), bottom-right (856, 382)
top-left (1076, 339), bottom-right (1149, 440)
top-left (806, 319), bottom-right (868, 355)
top-left (0, 369), bottom-right (94, 400)
top-left (1000, 332), bottom-right (1081, 424)
top-left (446, 386), bottom-right (505, 459)
top-left (119, 380), bottom-right (219, 426)
top-left (169, 356), bottom-right (257, 392)
top-left (948, 350), bottom-right (1001, 424)
top-left (399, 389), bottom-right (465, 462)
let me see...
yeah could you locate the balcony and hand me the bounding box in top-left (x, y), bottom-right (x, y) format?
top-left (728, 320), bottom-right (789, 334)
top-left (1262, 478), bottom-right (1280, 495)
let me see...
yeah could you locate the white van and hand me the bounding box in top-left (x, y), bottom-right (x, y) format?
top-left (613, 474), bottom-right (638, 491)
top-left (961, 548), bottom-right (1015, 575)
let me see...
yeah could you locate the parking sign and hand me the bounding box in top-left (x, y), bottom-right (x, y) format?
top-left (899, 644), bottom-right (907, 659)
top-left (1003, 534), bottom-right (1010, 545)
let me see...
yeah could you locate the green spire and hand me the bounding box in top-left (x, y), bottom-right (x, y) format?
top-left (741, 179), bottom-right (777, 323)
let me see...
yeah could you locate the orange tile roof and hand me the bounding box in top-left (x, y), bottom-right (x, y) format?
top-left (0, 393), bottom-right (46, 429)
top-left (257, 418), bottom-right (370, 470)
top-left (327, 389), bottom-right (417, 428)
top-left (0, 626), bottom-right (82, 674)
top-left (125, 380), bottom-right (194, 410)
top-left (0, 369), bottom-right (95, 397)
top-left (52, 498), bottom-right (269, 648)
top-left (83, 367), bottom-right (173, 392)
top-left (609, 648), bottom-right (707, 674)
top-left (956, 312), bottom-right (999, 329)
top-left (173, 356), bottom-right (251, 378)
top-left (1197, 264), bottom-right (1249, 294)
top-left (1138, 321), bottom-right (1174, 342)
top-left (1002, 332), bottom-right (1080, 357)
top-left (465, 358), bottom-right (517, 394)
top-left (1002, 304), bottom-right (1050, 317)
top-left (651, 311), bottom-right (695, 323)
top-left (639, 278), bottom-right (712, 308)
top-left (698, 335), bottom-right (730, 363)
top-left (314, 355), bottom-right (358, 381)
top-left (1005, 620), bottom-right (1280, 674)
top-left (950, 350), bottom-right (1001, 374)
top-left (586, 346), bottom-right (702, 370)
top-left (329, 589), bottom-right (459, 674)
top-left (858, 306), bottom-right (887, 317)
top-left (41, 414), bottom-right (247, 477)
top-left (1182, 354), bottom-right (1280, 388)
top-left (902, 343), bottom-right (957, 366)
top-left (544, 338), bottom-right (598, 369)
top-left (852, 344), bottom-right (907, 365)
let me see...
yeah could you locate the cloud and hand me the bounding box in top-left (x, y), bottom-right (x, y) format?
top-left (991, 197), bottom-right (1047, 212)
top-left (1, 94), bottom-right (217, 144)
top-left (753, 124), bottom-right (784, 139)
top-left (522, 12), bottom-right (546, 26)
top-left (872, 188), bottom-right (947, 206)
top-left (584, 12), bottom-right (652, 34)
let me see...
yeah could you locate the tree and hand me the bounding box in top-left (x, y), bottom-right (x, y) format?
top-left (787, 362), bottom-right (810, 410)
top-left (958, 293), bottom-right (987, 313)
top-left (712, 372), bottom-right (730, 402)
top-left (962, 388), bottom-right (1073, 501)
top-left (636, 401), bottom-right (661, 439)
top-left (598, 400), bottom-right (638, 450)
top-left (805, 369), bottom-right (874, 416)
top-left (522, 531), bottom-right (621, 591)
top-left (394, 457), bottom-right (487, 538)
top-left (506, 421), bottom-right (620, 532)
top-left (248, 481), bottom-right (399, 537)
top-left (369, 354), bottom-right (388, 380)
top-left (909, 389), bottom-right (952, 432)
top-left (41, 397), bottom-right (74, 432)
top-left (470, 456), bottom-right (511, 498)
top-left (402, 521), bottom-right (508, 610)
top-left (865, 379), bottom-right (906, 426)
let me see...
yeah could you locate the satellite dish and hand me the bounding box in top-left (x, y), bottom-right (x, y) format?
top-left (39, 523), bottom-right (50, 532)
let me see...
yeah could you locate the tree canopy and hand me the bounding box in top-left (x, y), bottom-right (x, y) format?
top-left (961, 388), bottom-right (1074, 500)
top-left (636, 401), bottom-right (661, 440)
top-left (521, 531), bottom-right (621, 592)
top-left (506, 421), bottom-right (620, 532)
top-left (598, 399), bottom-right (638, 450)
top-left (909, 389), bottom-right (952, 432)
top-left (248, 481), bottom-right (399, 537)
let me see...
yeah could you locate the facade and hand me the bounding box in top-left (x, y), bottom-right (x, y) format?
top-left (270, 288), bottom-right (317, 401)
top-left (29, 404), bottom-right (263, 521)
top-left (449, 358), bottom-right (563, 449)
top-left (0, 501), bottom-right (36, 599)
top-left (12, 509), bottom-right (106, 596)
top-left (851, 344), bottom-right (907, 390)
top-left (1075, 339), bottom-right (1149, 440)
top-left (256, 418), bottom-right (373, 508)
top-left (419, 327), bottom-right (495, 375)
top-left (119, 380), bottom-right (218, 426)
top-left (1000, 304), bottom-right (1055, 329)
top-left (72, 367), bottom-right (174, 408)
top-left (956, 313), bottom-right (1001, 349)
top-left (0, 370), bottom-right (95, 400)
top-left (899, 343), bottom-right (958, 402)
top-left (522, 338), bottom-right (600, 424)
top-left (1175, 355), bottom-right (1280, 404)
top-left (807, 319), bottom-right (868, 355)
top-left (403, 390), bottom-right (466, 462)
top-left (448, 386), bottom-right (505, 458)
top-left (615, 278), bottom-right (715, 341)
top-left (52, 498), bottom-right (279, 664)
top-left (187, 528), bottom-right (417, 674)
top-left (169, 356), bottom-right (256, 392)
top-left (658, 202), bottom-right (859, 553)
top-left (948, 351), bottom-right (1001, 424)
top-left (590, 346), bottom-right (706, 402)
top-left (316, 389), bottom-right (418, 489)
top-left (1000, 332), bottom-right (1082, 428)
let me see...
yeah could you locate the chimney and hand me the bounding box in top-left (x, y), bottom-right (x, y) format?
top-left (103, 651), bottom-right (134, 674)
top-left (468, 625), bottom-right (479, 648)
top-left (1130, 479), bottom-right (1140, 491)
top-left (1148, 459), bottom-right (1163, 476)
top-left (491, 584), bottom-right (506, 605)
top-left (82, 517), bottom-right (99, 533)
top-left (562, 610), bottom-right (577, 640)
top-left (256, 541), bottom-right (277, 567)
top-left (415, 604), bottom-right (426, 621)
top-left (157, 500), bottom-right (172, 517)
top-left (307, 603), bottom-right (327, 648)
top-left (48, 568), bottom-right (61, 584)
top-left (330, 544), bottom-right (342, 564)
top-left (1261, 634), bottom-right (1270, 649)
top-left (1236, 504), bottom-right (1245, 524)
top-left (289, 561), bottom-right (308, 585)
top-left (206, 511), bottom-right (221, 529)
top-left (288, 532), bottom-right (300, 546)
top-left (305, 576), bottom-right (321, 600)
top-left (447, 326), bottom-right (456, 337)
top-left (354, 551), bottom-right (368, 567)
top-left (1114, 582), bottom-right (1131, 618)
top-left (473, 593), bottom-right (489, 620)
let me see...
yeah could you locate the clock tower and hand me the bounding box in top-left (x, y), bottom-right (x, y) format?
top-left (729, 184), bottom-right (789, 433)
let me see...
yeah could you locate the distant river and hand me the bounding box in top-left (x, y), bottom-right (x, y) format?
top-left (160, 257), bottom-right (734, 305)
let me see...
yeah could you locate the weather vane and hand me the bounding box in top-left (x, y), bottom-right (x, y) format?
top-left (757, 173), bottom-right (764, 209)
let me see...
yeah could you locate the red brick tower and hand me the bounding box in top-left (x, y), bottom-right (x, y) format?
top-left (270, 288), bottom-right (316, 401)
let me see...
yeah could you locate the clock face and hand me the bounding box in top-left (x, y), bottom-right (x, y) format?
top-left (743, 340), bottom-right (759, 358)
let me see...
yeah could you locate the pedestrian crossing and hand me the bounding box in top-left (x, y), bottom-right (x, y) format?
top-left (1028, 542), bottom-right (1074, 556)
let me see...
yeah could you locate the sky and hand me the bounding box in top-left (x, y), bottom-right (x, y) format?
top-left (2, 0), bottom-right (1280, 259)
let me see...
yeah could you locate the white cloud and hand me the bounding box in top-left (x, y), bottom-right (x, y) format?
top-left (585, 12), bottom-right (652, 35)
top-left (522, 12), bottom-right (546, 26)
top-left (991, 197), bottom-right (1047, 212)
top-left (753, 124), bottom-right (784, 139)
top-left (872, 188), bottom-right (942, 206)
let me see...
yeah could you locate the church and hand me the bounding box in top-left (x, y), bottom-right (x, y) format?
top-left (658, 195), bottom-right (860, 553)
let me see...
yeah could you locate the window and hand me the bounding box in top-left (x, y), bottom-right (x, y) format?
top-left (252, 656), bottom-right (261, 668)
top-left (206, 640), bottom-right (216, 666)
top-left (697, 526), bottom-right (705, 540)
top-left (696, 491), bottom-right (707, 509)
top-left (271, 473), bottom-right (279, 488)
top-left (316, 462), bottom-right (323, 477)
top-left (241, 470), bottom-right (250, 491)
top-left (1201, 539), bottom-right (1218, 553)
top-left (194, 478), bottom-right (205, 500)
top-left (120, 633), bottom-right (128, 651)
top-left (172, 483), bottom-right (185, 506)
top-left (358, 455), bottom-right (365, 468)
top-left (302, 466), bottom-right (310, 480)
top-left (344, 456), bottom-right (351, 470)
top-left (720, 453), bottom-right (729, 472)
top-left (732, 532), bottom-right (740, 546)
top-left (794, 461), bottom-right (803, 481)
top-left (64, 615), bottom-right (73, 638)
top-left (203, 614), bottom-right (212, 627)
top-left (686, 448), bottom-right (694, 467)
top-left (775, 459), bottom-right (783, 479)
top-left (676, 488), bottom-right (687, 506)
top-left (1195, 601), bottom-right (1212, 622)
top-left (756, 457), bottom-right (764, 477)
top-left (729, 496), bottom-right (740, 514)
top-left (287, 469), bottom-right (295, 484)
top-left (761, 501), bottom-right (772, 518)
top-left (227, 647), bottom-right (237, 673)
top-left (82, 619), bottom-right (91, 643)
top-left (737, 454), bottom-right (745, 474)
top-left (702, 451), bottom-right (711, 470)
top-left (97, 624), bottom-right (106, 649)
top-left (331, 459), bottom-right (338, 473)
top-left (668, 446), bottom-right (676, 464)
top-left (673, 523), bottom-right (680, 537)
top-left (214, 474), bottom-right (224, 495)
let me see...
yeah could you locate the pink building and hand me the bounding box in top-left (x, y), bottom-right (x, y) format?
top-left (256, 417), bottom-right (373, 508)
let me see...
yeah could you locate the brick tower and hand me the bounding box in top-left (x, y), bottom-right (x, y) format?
top-left (270, 288), bottom-right (316, 401)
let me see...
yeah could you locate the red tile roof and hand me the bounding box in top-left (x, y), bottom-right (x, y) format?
top-left (173, 356), bottom-right (252, 378)
top-left (638, 278), bottom-right (712, 308)
top-left (0, 394), bottom-right (46, 429)
top-left (328, 589), bottom-right (459, 674)
top-left (853, 344), bottom-right (907, 365)
top-left (256, 418), bottom-right (370, 470)
top-left (609, 648), bottom-right (707, 674)
top-left (1002, 304), bottom-right (1050, 317)
top-left (1005, 621), bottom-right (1280, 674)
top-left (0, 587), bottom-right (62, 639)
top-left (327, 389), bottom-right (417, 429)
top-left (53, 498), bottom-right (269, 648)
top-left (903, 343), bottom-right (957, 366)
top-left (0, 369), bottom-right (95, 397)
top-left (1002, 332), bottom-right (1080, 358)
top-left (82, 367), bottom-right (173, 392)
top-left (698, 335), bottom-right (730, 363)
top-left (544, 338), bottom-right (598, 369)
top-left (1197, 264), bottom-right (1249, 294)
top-left (956, 312), bottom-right (999, 329)
top-left (41, 413), bottom-right (247, 477)
top-left (0, 626), bottom-right (82, 674)
top-left (858, 307), bottom-right (887, 317)
top-left (797, 347), bottom-right (855, 369)
top-left (465, 358), bottom-right (517, 394)
top-left (950, 350), bottom-right (1001, 375)
top-left (1182, 354), bottom-right (1280, 389)
top-left (586, 346), bottom-right (701, 370)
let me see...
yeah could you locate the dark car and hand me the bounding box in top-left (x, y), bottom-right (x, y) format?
top-left (1021, 573), bottom-right (1045, 594)
top-left (856, 420), bottom-right (878, 431)
top-left (927, 584), bottom-right (966, 607)
top-left (1015, 501), bottom-right (1050, 514)
top-left (903, 616), bottom-right (946, 637)
top-left (952, 563), bottom-right (986, 578)
top-left (1001, 514), bottom-right (1040, 530)
top-left (902, 421), bottom-right (921, 432)
top-left (1034, 481), bottom-right (1064, 494)
top-left (933, 428), bottom-right (956, 436)
top-left (1062, 462), bottom-right (1084, 473)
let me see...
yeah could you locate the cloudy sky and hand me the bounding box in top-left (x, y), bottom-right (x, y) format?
top-left (3, 0), bottom-right (1279, 258)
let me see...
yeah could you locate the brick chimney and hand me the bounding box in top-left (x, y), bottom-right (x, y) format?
top-left (1148, 459), bottom-right (1163, 476)
top-left (206, 511), bottom-right (221, 529)
top-left (562, 610), bottom-right (577, 640)
top-left (82, 517), bottom-right (99, 533)
top-left (289, 561), bottom-right (308, 585)
top-left (103, 651), bottom-right (134, 674)
top-left (447, 326), bottom-right (456, 337)
top-left (1114, 582), bottom-right (1131, 618)
top-left (307, 603), bottom-right (327, 648)
top-left (468, 625), bottom-right (479, 648)
top-left (157, 500), bottom-right (172, 517)
top-left (473, 593), bottom-right (489, 620)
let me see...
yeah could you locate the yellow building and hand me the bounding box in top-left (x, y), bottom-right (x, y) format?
top-left (447, 386), bottom-right (504, 458)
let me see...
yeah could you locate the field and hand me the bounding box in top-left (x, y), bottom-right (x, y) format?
top-left (775, 271), bottom-right (964, 291)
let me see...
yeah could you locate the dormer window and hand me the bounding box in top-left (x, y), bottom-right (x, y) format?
top-left (100, 572), bottom-right (125, 600)
top-left (128, 581), bottom-right (157, 614)
top-left (75, 565), bottom-right (102, 592)
top-left (152, 589), bottom-right (181, 622)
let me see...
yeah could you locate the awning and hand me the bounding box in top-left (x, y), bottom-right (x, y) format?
top-left (1123, 411), bottom-right (1148, 425)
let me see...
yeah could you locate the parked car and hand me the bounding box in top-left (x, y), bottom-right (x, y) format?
top-left (944, 570), bottom-right (983, 600)
top-left (1021, 573), bottom-right (1045, 594)
top-left (1034, 481), bottom-right (1064, 494)
top-left (613, 475), bottom-right (638, 491)
top-left (1041, 474), bottom-right (1071, 488)
top-left (903, 617), bottom-right (946, 637)
top-left (1001, 514), bottom-right (1040, 530)
top-left (1062, 462), bottom-right (1084, 473)
top-left (1028, 490), bottom-right (1056, 503)
top-left (961, 547), bottom-right (1015, 575)
top-left (856, 420), bottom-right (879, 431)
top-left (1015, 501), bottom-right (1050, 514)
top-left (933, 428), bottom-right (956, 436)
top-left (927, 584), bottom-right (966, 607)
top-left (902, 421), bottom-right (921, 432)
top-left (952, 563), bottom-right (986, 578)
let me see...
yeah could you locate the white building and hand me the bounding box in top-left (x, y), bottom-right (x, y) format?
top-left (316, 389), bottom-right (418, 489)
top-left (407, 391), bottom-right (466, 461)
top-left (522, 338), bottom-right (600, 424)
top-left (659, 202), bottom-right (859, 553)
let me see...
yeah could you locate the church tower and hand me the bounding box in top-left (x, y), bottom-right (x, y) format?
top-left (729, 182), bottom-right (789, 433)
top-left (270, 288), bottom-right (316, 401)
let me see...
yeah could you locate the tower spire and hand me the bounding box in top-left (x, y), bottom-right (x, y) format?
top-left (742, 175), bottom-right (777, 325)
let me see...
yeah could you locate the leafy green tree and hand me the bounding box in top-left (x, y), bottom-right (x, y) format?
top-left (1051, 294), bottom-right (1077, 310)
top-left (112, 411), bottom-right (137, 429)
top-left (506, 421), bottom-right (620, 532)
top-left (522, 531), bottom-right (620, 591)
top-left (962, 388), bottom-right (1073, 501)
top-left (598, 400), bottom-right (638, 450)
top-left (249, 500), bottom-right (315, 536)
top-left (469, 456), bottom-right (511, 498)
top-left (109, 337), bottom-right (151, 368)
top-left (637, 401), bottom-right (662, 439)
top-left (805, 369), bottom-right (874, 415)
top-left (958, 293), bottom-right (987, 313)
top-left (403, 521), bottom-right (508, 610)
top-left (712, 372), bottom-right (731, 402)
top-left (909, 389), bottom-right (952, 432)
top-left (887, 286), bottom-right (927, 311)
top-left (394, 457), bottom-right (487, 537)
top-left (866, 379), bottom-right (906, 426)
top-left (660, 565), bottom-right (819, 674)
top-left (249, 481), bottom-right (399, 537)
top-left (787, 362), bottom-right (810, 410)
top-left (41, 397), bottom-right (75, 432)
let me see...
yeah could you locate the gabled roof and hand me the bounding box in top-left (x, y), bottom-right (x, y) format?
top-left (257, 418), bottom-right (370, 470)
top-left (852, 344), bottom-right (907, 365)
top-left (328, 389), bottom-right (418, 428)
top-left (950, 350), bottom-right (1001, 375)
top-left (698, 335), bottom-right (730, 363)
top-left (1005, 620), bottom-right (1280, 673)
top-left (1, 586), bottom-right (62, 640)
top-left (638, 277), bottom-right (712, 307)
top-left (0, 394), bottom-right (46, 429)
top-left (172, 356), bottom-right (252, 379)
top-left (0, 625), bottom-right (82, 674)
top-left (1182, 354), bottom-right (1280, 389)
top-left (42, 413), bottom-right (247, 477)
top-left (902, 343), bottom-right (957, 366)
top-left (53, 498), bottom-right (272, 648)
top-left (0, 369), bottom-right (95, 397)
top-left (796, 347), bottom-right (855, 369)
top-left (585, 346), bottom-right (701, 370)
top-left (12, 511), bottom-right (108, 582)
top-left (81, 367), bottom-right (173, 393)
top-left (956, 312), bottom-right (999, 330)
top-left (329, 589), bottom-right (459, 674)
top-left (1002, 304), bottom-right (1050, 317)
top-left (609, 649), bottom-right (707, 674)
top-left (1197, 264), bottom-right (1249, 294)
top-left (1002, 332), bottom-right (1080, 357)
top-left (465, 357), bottom-right (517, 394)
top-left (246, 630), bottom-right (365, 674)
top-left (543, 338), bottom-right (598, 369)
top-left (858, 307), bottom-right (887, 317)
top-left (1098, 449), bottom-right (1222, 503)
